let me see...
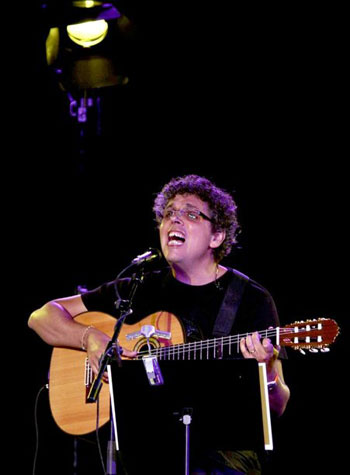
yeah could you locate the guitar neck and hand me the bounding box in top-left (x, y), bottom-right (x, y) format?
top-left (140, 328), bottom-right (280, 361)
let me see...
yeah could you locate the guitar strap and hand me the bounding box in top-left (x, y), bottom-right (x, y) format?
top-left (212, 268), bottom-right (250, 337)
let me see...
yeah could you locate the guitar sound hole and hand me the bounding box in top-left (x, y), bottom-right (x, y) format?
top-left (139, 343), bottom-right (150, 353)
top-left (135, 338), bottom-right (160, 358)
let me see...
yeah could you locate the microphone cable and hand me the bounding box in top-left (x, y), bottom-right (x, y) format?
top-left (32, 384), bottom-right (48, 475)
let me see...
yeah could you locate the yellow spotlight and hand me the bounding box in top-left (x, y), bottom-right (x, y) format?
top-left (73, 1), bottom-right (101, 7)
top-left (67, 19), bottom-right (108, 48)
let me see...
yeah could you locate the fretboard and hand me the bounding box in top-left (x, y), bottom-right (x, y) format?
top-left (137, 328), bottom-right (280, 360)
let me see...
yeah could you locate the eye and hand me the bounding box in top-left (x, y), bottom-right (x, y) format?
top-left (186, 211), bottom-right (199, 221)
top-left (163, 209), bottom-right (174, 219)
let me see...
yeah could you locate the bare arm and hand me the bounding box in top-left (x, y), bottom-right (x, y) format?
top-left (240, 332), bottom-right (290, 417)
top-left (28, 295), bottom-right (135, 376)
top-left (28, 296), bottom-right (111, 375)
top-left (28, 295), bottom-right (90, 348)
top-left (265, 358), bottom-right (290, 416)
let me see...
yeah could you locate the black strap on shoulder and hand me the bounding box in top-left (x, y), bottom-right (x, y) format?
top-left (212, 268), bottom-right (250, 337)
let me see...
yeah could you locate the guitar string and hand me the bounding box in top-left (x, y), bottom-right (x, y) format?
top-left (138, 323), bottom-right (335, 351)
top-left (135, 327), bottom-right (334, 358)
top-left (136, 330), bottom-right (275, 355)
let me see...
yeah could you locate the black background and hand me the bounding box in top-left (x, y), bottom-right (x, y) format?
top-left (8, 2), bottom-right (347, 473)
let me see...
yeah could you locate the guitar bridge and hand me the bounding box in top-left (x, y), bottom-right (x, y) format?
top-left (84, 357), bottom-right (93, 402)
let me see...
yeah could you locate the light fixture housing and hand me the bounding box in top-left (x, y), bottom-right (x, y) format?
top-left (43, 1), bottom-right (133, 89)
top-left (42, 1), bottom-right (121, 28)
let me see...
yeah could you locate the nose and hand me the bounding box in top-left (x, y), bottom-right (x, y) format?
top-left (170, 209), bottom-right (183, 223)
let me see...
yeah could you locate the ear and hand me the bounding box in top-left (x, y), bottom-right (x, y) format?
top-left (209, 230), bottom-right (226, 249)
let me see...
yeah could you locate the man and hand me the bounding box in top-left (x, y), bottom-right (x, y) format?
top-left (29, 174), bottom-right (290, 474)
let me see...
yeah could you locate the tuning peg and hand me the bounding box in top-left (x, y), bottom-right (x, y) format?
top-left (309, 348), bottom-right (319, 353)
top-left (298, 349), bottom-right (306, 355)
top-left (321, 348), bottom-right (330, 353)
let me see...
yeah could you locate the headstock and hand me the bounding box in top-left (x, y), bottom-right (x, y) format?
top-left (280, 318), bottom-right (340, 354)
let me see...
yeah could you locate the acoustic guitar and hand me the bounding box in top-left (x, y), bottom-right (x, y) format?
top-left (48, 311), bottom-right (339, 435)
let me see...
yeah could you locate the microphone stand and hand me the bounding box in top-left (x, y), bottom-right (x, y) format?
top-left (86, 264), bottom-right (146, 475)
top-left (87, 265), bottom-right (145, 403)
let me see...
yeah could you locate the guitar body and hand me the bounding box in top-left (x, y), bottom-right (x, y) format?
top-left (49, 311), bottom-right (185, 435)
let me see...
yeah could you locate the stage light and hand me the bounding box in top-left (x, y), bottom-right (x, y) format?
top-left (43, 1), bottom-right (134, 89)
top-left (74, 1), bottom-right (97, 7)
top-left (41, 0), bottom-right (136, 145)
top-left (66, 19), bottom-right (109, 48)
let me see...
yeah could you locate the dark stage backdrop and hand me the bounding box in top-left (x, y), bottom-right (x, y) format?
top-left (10, 2), bottom-right (346, 474)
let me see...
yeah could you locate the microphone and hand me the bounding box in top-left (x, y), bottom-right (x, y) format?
top-left (131, 248), bottom-right (162, 266)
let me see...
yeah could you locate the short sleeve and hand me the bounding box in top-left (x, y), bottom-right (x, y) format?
top-left (81, 281), bottom-right (119, 317)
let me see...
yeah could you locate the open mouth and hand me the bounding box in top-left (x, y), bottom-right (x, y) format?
top-left (168, 231), bottom-right (186, 246)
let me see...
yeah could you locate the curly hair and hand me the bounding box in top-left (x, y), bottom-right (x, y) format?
top-left (153, 174), bottom-right (240, 262)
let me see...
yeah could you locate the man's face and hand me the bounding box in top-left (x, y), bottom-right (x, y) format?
top-left (159, 194), bottom-right (219, 269)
